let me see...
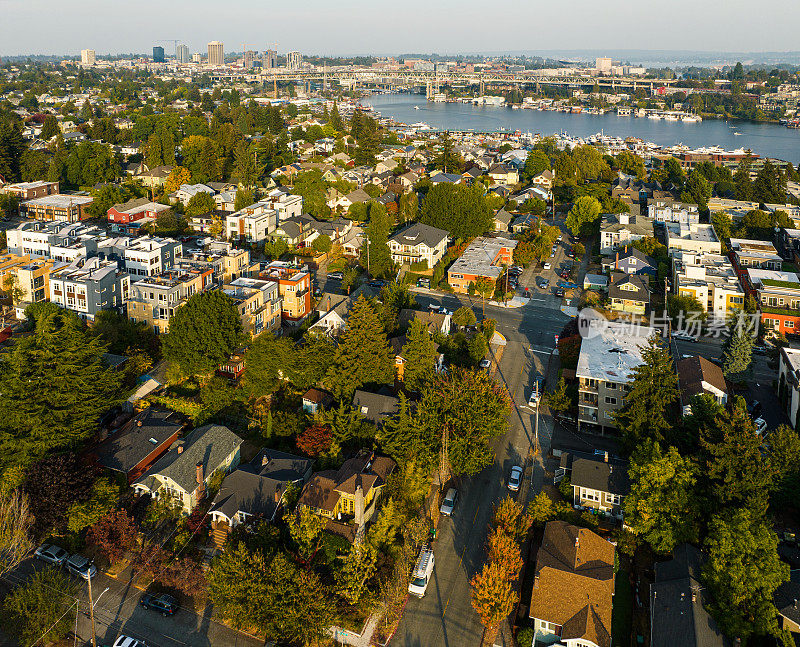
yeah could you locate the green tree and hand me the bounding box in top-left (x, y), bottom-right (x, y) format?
top-left (401, 318), bottom-right (437, 392)
top-left (565, 195), bottom-right (601, 236)
top-left (522, 150), bottom-right (550, 182)
top-left (208, 542), bottom-right (272, 630)
top-left (734, 159), bottom-right (754, 201)
top-left (40, 115), bottom-right (59, 140)
top-left (0, 491), bottom-right (34, 578)
top-left (361, 201), bottom-right (393, 278)
top-left (703, 507), bottom-right (788, 640)
top-left (326, 295), bottom-right (394, 399)
top-left (721, 321), bottom-right (754, 383)
top-left (433, 131), bottom-right (462, 173)
top-left (185, 191), bottom-right (215, 217)
top-left (571, 145), bottom-right (608, 183)
top-left (234, 188), bottom-right (254, 211)
top-left (421, 183), bottom-right (492, 240)
top-left (398, 191), bottom-right (419, 224)
top-left (335, 541), bottom-right (378, 604)
top-left (544, 377), bottom-right (571, 414)
top-left (614, 337), bottom-right (679, 453)
top-left (452, 306), bottom-right (477, 328)
top-left (311, 234), bottom-right (332, 255)
top-left (682, 170), bottom-right (712, 211)
top-left (752, 159), bottom-right (787, 205)
top-left (234, 140), bottom-right (260, 188)
top-left (161, 290), bottom-right (243, 378)
top-left (286, 506), bottom-right (326, 564)
top-left (624, 441), bottom-right (700, 554)
top-left (292, 170), bottom-right (329, 218)
top-left (329, 101), bottom-right (344, 132)
top-left (378, 393), bottom-right (432, 467)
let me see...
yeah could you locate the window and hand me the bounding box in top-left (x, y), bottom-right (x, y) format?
top-left (788, 320), bottom-right (795, 328)
top-left (606, 493), bottom-right (621, 505)
top-left (581, 488), bottom-right (600, 502)
top-left (605, 396), bottom-right (617, 405)
top-left (606, 382), bottom-right (617, 390)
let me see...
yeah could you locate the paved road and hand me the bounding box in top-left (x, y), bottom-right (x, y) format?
top-left (392, 296), bottom-right (566, 647)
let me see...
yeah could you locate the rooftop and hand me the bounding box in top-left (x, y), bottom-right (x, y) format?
top-left (448, 236), bottom-right (518, 279)
top-left (576, 321), bottom-right (656, 383)
top-left (23, 193), bottom-right (93, 208)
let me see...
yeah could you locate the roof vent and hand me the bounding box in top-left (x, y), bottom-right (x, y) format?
top-left (148, 437), bottom-right (158, 445)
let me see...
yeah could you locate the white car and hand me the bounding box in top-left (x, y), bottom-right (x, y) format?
top-left (543, 262), bottom-right (552, 270)
top-left (440, 488), bottom-right (458, 516)
top-left (672, 331), bottom-right (698, 342)
top-left (34, 544), bottom-right (69, 567)
top-left (528, 378), bottom-right (544, 407)
top-left (508, 466), bottom-right (523, 491)
top-left (479, 358), bottom-right (492, 369)
top-left (113, 637), bottom-right (149, 647)
top-left (65, 554), bottom-right (97, 580)
top-left (408, 547), bottom-right (435, 598)
top-left (754, 418), bottom-right (768, 435)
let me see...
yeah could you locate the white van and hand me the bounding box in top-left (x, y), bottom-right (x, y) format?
top-left (408, 547), bottom-right (435, 598)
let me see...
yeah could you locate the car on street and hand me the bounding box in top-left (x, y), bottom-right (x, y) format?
top-left (672, 331), bottom-right (698, 342)
top-left (511, 265), bottom-right (523, 273)
top-left (408, 547), bottom-right (435, 598)
top-left (417, 278), bottom-right (430, 288)
top-left (479, 358), bottom-right (492, 369)
top-left (747, 400), bottom-right (763, 418)
top-left (554, 288), bottom-right (565, 297)
top-left (327, 271), bottom-right (344, 280)
top-left (439, 488), bottom-right (458, 516)
top-left (550, 247), bottom-right (557, 257)
top-left (507, 466), bottom-right (523, 492)
top-left (113, 637), bottom-right (149, 647)
top-left (140, 592), bottom-right (179, 616)
top-left (543, 262), bottom-right (552, 270)
top-left (65, 554), bottom-right (97, 580)
top-left (753, 345), bottom-right (768, 355)
top-left (368, 280), bottom-right (385, 288)
top-left (537, 278), bottom-right (550, 288)
top-left (528, 378), bottom-right (544, 407)
top-left (754, 418), bottom-right (768, 435)
top-left (34, 543), bottom-right (69, 567)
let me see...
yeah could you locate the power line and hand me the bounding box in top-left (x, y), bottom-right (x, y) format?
top-left (27, 600), bottom-right (78, 647)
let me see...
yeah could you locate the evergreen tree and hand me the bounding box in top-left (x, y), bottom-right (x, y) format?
top-left (734, 159), bottom-right (754, 201)
top-left (145, 132), bottom-right (163, 167)
top-left (721, 322), bottom-right (754, 383)
top-left (330, 101), bottom-right (343, 132)
top-left (420, 183), bottom-right (492, 240)
top-left (379, 393), bottom-right (434, 467)
top-left (161, 290), bottom-right (243, 378)
top-left (543, 377), bottom-right (571, 414)
top-left (522, 150), bottom-right (550, 182)
top-left (40, 115), bottom-right (59, 140)
top-left (401, 318), bottom-right (437, 392)
top-left (433, 132), bottom-right (462, 173)
top-left (614, 337), bottom-right (679, 454)
top-left (326, 295), bottom-right (394, 400)
top-left (753, 159), bottom-right (787, 205)
top-left (361, 201), bottom-right (393, 278)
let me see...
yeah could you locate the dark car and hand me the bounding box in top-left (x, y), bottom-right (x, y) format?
top-left (752, 345), bottom-right (768, 355)
top-left (140, 593), bottom-right (178, 616)
top-left (368, 280), bottom-right (385, 288)
top-left (554, 288), bottom-right (565, 297)
top-left (747, 400), bottom-right (763, 418)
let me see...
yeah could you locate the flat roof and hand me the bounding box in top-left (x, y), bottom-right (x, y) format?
top-left (23, 194), bottom-right (93, 207)
top-left (449, 236), bottom-right (518, 278)
top-left (576, 321), bottom-right (656, 383)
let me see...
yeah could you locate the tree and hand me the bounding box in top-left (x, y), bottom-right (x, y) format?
top-left (286, 506), bottom-right (326, 565)
top-left (492, 496), bottom-right (532, 543)
top-left (721, 321), bottom-right (754, 383)
top-left (326, 295), bottom-right (394, 400)
top-left (86, 509), bottom-right (139, 565)
top-left (452, 306), bottom-right (477, 328)
top-left (734, 159), bottom-right (754, 201)
top-left (401, 318), bottom-right (437, 392)
top-left (624, 442), bottom-right (701, 554)
top-left (185, 191), bottom-right (215, 217)
top-left (0, 491), bottom-right (34, 577)
top-left (703, 507), bottom-right (788, 640)
top-left (378, 393), bottom-right (432, 467)
top-left (295, 423), bottom-right (334, 457)
top-left (66, 477), bottom-right (121, 533)
top-left (433, 132), bottom-right (462, 173)
top-left (292, 170), bottom-right (329, 219)
top-left (571, 145), bottom-right (608, 183)
top-left (2, 567), bottom-right (79, 646)
top-left (753, 159), bottom-right (787, 205)
top-left (565, 196), bottom-right (601, 236)
top-left (522, 150), bottom-right (550, 181)
top-left (616, 151), bottom-right (646, 178)
top-left (335, 541), bottom-right (378, 604)
top-left (40, 115), bottom-right (59, 140)
top-left (487, 527), bottom-right (523, 577)
top-left (234, 140), bottom-right (260, 188)
top-left (544, 377), bottom-right (571, 414)
top-left (528, 492), bottom-right (557, 528)
top-left (398, 191), bottom-right (418, 224)
top-left (208, 542), bottom-right (273, 630)
top-left (470, 560), bottom-right (518, 631)
top-left (234, 188), bottom-right (254, 211)
top-left (164, 166), bottom-right (192, 193)
top-left (420, 183), bottom-right (492, 240)
top-left (161, 290), bottom-right (243, 378)
top-left (329, 101), bottom-right (344, 131)
top-left (417, 368), bottom-right (510, 476)
top-left (311, 234), bottom-right (332, 255)
top-left (614, 337), bottom-right (679, 453)
top-left (683, 170), bottom-right (712, 211)
top-left (361, 201), bottom-right (393, 278)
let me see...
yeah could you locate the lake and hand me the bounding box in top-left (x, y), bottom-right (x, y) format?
top-left (367, 93), bottom-right (800, 164)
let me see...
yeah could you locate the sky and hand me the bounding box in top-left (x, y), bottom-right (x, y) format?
top-left (1, 0), bottom-right (798, 58)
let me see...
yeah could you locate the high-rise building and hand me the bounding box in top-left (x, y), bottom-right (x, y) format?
top-left (286, 51), bottom-right (302, 70)
top-left (595, 57), bottom-right (613, 75)
top-left (176, 44), bottom-right (190, 64)
top-left (192, 53), bottom-right (203, 64)
top-left (263, 49), bottom-right (278, 69)
top-left (152, 46), bottom-right (165, 63)
top-left (243, 50), bottom-right (256, 70)
top-left (80, 49), bottom-right (96, 65)
top-left (207, 41), bottom-right (224, 66)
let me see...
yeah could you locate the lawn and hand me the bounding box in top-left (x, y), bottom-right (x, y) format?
top-left (612, 558), bottom-right (633, 647)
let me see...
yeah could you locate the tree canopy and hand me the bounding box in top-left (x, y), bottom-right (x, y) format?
top-left (421, 183), bottom-right (492, 240)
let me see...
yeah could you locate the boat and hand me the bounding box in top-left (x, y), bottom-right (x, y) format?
top-left (414, 105), bottom-right (420, 110)
top-left (648, 114), bottom-right (662, 120)
top-left (664, 114), bottom-right (680, 121)
top-left (682, 115), bottom-right (700, 123)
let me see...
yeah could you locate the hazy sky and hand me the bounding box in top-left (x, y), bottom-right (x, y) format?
top-left (1, 0), bottom-right (798, 57)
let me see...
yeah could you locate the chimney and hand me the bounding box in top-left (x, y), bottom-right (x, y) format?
top-left (354, 479), bottom-right (365, 525)
top-left (615, 251), bottom-right (619, 269)
top-left (262, 453), bottom-right (270, 467)
top-left (604, 451), bottom-right (609, 463)
top-left (195, 462), bottom-right (205, 500)
top-left (574, 536), bottom-right (580, 548)
top-left (534, 575), bottom-right (539, 589)
top-left (274, 484), bottom-right (282, 504)
top-left (177, 445), bottom-right (183, 454)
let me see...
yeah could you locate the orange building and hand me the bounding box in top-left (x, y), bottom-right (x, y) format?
top-left (258, 261), bottom-right (311, 325)
top-left (447, 237), bottom-right (518, 294)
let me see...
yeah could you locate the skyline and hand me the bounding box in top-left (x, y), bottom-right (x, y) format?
top-left (1, 0), bottom-right (799, 58)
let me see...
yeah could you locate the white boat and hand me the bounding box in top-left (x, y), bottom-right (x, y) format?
top-left (664, 114), bottom-right (680, 121)
top-left (648, 113), bottom-right (662, 120)
top-left (414, 105), bottom-right (420, 110)
top-left (682, 115), bottom-right (700, 123)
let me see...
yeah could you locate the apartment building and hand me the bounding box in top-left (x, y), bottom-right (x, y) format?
top-left (729, 238), bottom-right (783, 275)
top-left (665, 222), bottom-right (722, 255)
top-left (599, 212), bottom-right (653, 255)
top-left (184, 241), bottom-right (256, 284)
top-left (222, 277), bottom-right (282, 337)
top-left (226, 202), bottom-right (277, 244)
top-left (745, 268), bottom-right (800, 336)
top-left (707, 197), bottom-right (760, 221)
top-left (21, 194), bottom-right (94, 223)
top-left (258, 261), bottom-right (311, 324)
top-left (122, 236), bottom-right (182, 278)
top-left (127, 267), bottom-right (214, 334)
top-left (779, 347), bottom-right (800, 429)
top-left (447, 236), bottom-right (518, 294)
top-left (1, 181), bottom-right (60, 200)
top-left (107, 197), bottom-right (171, 230)
top-left (577, 322), bottom-right (657, 433)
top-left (648, 199), bottom-right (699, 225)
top-left (6, 221), bottom-right (103, 259)
top-left (0, 253), bottom-right (63, 307)
top-left (388, 223), bottom-right (449, 269)
top-left (263, 189), bottom-right (304, 221)
top-left (672, 250), bottom-right (745, 318)
top-left (49, 257), bottom-right (130, 321)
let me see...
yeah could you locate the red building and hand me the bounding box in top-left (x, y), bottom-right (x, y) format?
top-left (107, 197), bottom-right (171, 225)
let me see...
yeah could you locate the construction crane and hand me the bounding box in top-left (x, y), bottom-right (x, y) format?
top-left (156, 39), bottom-right (180, 57)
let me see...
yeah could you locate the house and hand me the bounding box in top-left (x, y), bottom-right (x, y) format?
top-left (648, 199), bottom-right (699, 225)
top-left (532, 169), bottom-right (555, 192)
top-left (529, 521), bottom-right (615, 647)
top-left (374, 158), bottom-right (398, 174)
top-left (302, 388), bottom-right (335, 415)
top-left (297, 451), bottom-right (396, 543)
top-left (388, 222), bottom-right (449, 269)
top-left (223, 277), bottom-right (283, 337)
top-left (599, 212), bottom-right (654, 255)
top-left (333, 188), bottom-right (371, 211)
top-left (135, 165), bottom-right (174, 189)
top-left (778, 347), bottom-right (800, 429)
top-left (608, 272), bottom-right (650, 316)
top-left (107, 197), bottom-right (171, 229)
top-left (309, 285), bottom-right (378, 335)
top-left (487, 163), bottom-right (519, 185)
top-left (172, 183), bottom-right (215, 206)
top-left (94, 409), bottom-right (184, 484)
top-left (493, 208), bottom-right (514, 232)
top-left (775, 570), bottom-right (800, 636)
top-left (583, 273), bottom-right (608, 291)
top-left (672, 251), bottom-right (745, 319)
top-left (511, 213), bottom-right (538, 234)
top-left (133, 424), bottom-right (243, 515)
top-left (352, 389), bottom-right (399, 426)
top-left (258, 261), bottom-right (312, 324)
top-left (650, 544), bottom-right (729, 647)
top-left (447, 236), bottom-right (518, 294)
top-left (226, 202), bottom-right (277, 244)
top-left (1, 180), bottom-right (59, 200)
top-left (745, 269), bottom-right (800, 336)
top-left (606, 246), bottom-right (657, 277)
top-left (398, 308), bottom-right (451, 336)
top-left (209, 448), bottom-right (314, 548)
top-left (557, 451), bottom-right (629, 521)
top-left (429, 172), bottom-right (463, 185)
top-left (676, 356), bottom-right (728, 416)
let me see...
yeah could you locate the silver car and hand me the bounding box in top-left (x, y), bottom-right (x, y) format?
top-left (508, 466), bottom-right (523, 492)
top-left (65, 554), bottom-right (97, 580)
top-left (34, 543), bottom-right (69, 567)
top-left (440, 488), bottom-right (458, 516)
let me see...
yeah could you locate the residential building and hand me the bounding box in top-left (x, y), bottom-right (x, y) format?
top-left (557, 452), bottom-right (629, 521)
top-left (152, 46), bottom-right (165, 63)
top-left (650, 544), bottom-right (729, 647)
top-left (49, 256), bottom-right (130, 321)
top-left (6, 221), bottom-right (103, 259)
top-left (676, 355), bottom-right (728, 416)
top-left (730, 238), bottom-right (783, 273)
top-left (599, 212), bottom-right (653, 255)
top-left (302, 388), bottom-right (334, 416)
top-left (297, 451), bottom-right (396, 543)
top-left (775, 570), bottom-right (800, 636)
top-left (207, 41), bottom-right (224, 66)
top-left (94, 409), bottom-right (184, 484)
top-left (172, 183), bottom-right (214, 206)
top-left (226, 202), bottom-right (277, 244)
top-left (487, 163), bottom-right (519, 185)
top-left (529, 521), bottom-right (615, 647)
top-left (707, 197), bottom-right (760, 221)
top-left (447, 236), bottom-right (518, 294)
top-left (135, 165), bottom-right (174, 188)
top-left (176, 44), bottom-right (190, 64)
top-left (209, 448), bottom-right (313, 548)
top-left (388, 223), bottom-right (449, 269)
top-left (745, 268), bottom-right (800, 335)
top-left (133, 424), bottom-right (243, 515)
top-left (648, 199), bottom-right (700, 225)
top-left (577, 321), bottom-right (657, 432)
top-left (1, 180), bottom-right (59, 200)
top-left (263, 49), bottom-right (277, 69)
top-left (665, 222), bottom-right (722, 255)
top-left (21, 194), bottom-right (93, 222)
top-left (398, 308), bottom-right (451, 336)
top-left (309, 285), bottom-right (379, 335)
top-left (127, 267), bottom-right (214, 334)
top-left (672, 251), bottom-right (745, 318)
top-left (778, 347), bottom-right (800, 428)
top-left (122, 236), bottom-right (182, 278)
top-left (223, 277), bottom-right (282, 337)
top-left (80, 49), bottom-right (96, 65)
top-left (606, 246), bottom-right (657, 277)
top-left (532, 169), bottom-right (555, 191)
top-left (258, 261), bottom-right (311, 324)
top-left (264, 189), bottom-right (303, 221)
top-left (272, 214), bottom-right (314, 246)
top-left (0, 254), bottom-right (62, 307)
top-left (286, 51), bottom-right (302, 70)
top-left (107, 198), bottom-right (171, 230)
top-left (352, 389), bottom-right (400, 426)
top-left (608, 272), bottom-right (650, 315)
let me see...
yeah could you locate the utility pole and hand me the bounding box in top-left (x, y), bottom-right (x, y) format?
top-left (87, 576), bottom-right (97, 647)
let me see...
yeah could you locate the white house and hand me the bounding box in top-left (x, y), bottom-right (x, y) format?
top-left (173, 183), bottom-right (215, 206)
top-left (388, 222), bottom-right (449, 269)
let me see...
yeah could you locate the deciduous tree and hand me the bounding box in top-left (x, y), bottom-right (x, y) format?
top-left (286, 506), bottom-right (326, 565)
top-left (0, 491), bottom-right (34, 577)
top-left (86, 509), bottom-right (139, 565)
top-left (565, 195), bottom-right (601, 236)
top-left (470, 560), bottom-right (518, 631)
top-left (335, 541), bottom-right (378, 604)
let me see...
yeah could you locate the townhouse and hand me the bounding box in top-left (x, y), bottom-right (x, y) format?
top-left (121, 236), bottom-right (183, 278)
top-left (447, 236), bottom-right (518, 294)
top-left (0, 253), bottom-right (63, 308)
top-left (222, 277), bottom-right (282, 337)
top-left (648, 199), bottom-right (699, 225)
top-left (664, 222), bottom-right (722, 255)
top-left (49, 256), bottom-right (130, 321)
top-left (263, 189), bottom-right (303, 221)
top-left (21, 194), bottom-right (94, 223)
top-left (729, 238), bottom-right (783, 276)
top-left (672, 251), bottom-right (745, 319)
top-left (258, 261), bottom-right (311, 324)
top-left (388, 222), bottom-right (449, 269)
top-left (599, 212), bottom-right (653, 255)
top-left (127, 267), bottom-right (214, 334)
top-left (745, 269), bottom-right (800, 336)
top-left (226, 202), bottom-right (277, 244)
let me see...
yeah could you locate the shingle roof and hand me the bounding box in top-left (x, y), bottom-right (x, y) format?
top-left (775, 570), bottom-right (800, 627)
top-left (608, 272), bottom-right (650, 302)
top-left (352, 389), bottom-right (399, 425)
top-left (96, 409), bottom-right (182, 473)
top-left (389, 222), bottom-right (449, 249)
top-left (570, 456), bottom-right (630, 496)
top-left (676, 356), bottom-right (728, 405)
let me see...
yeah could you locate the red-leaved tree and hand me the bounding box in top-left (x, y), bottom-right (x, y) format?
top-left (295, 423), bottom-right (334, 457)
top-left (86, 509), bottom-right (139, 565)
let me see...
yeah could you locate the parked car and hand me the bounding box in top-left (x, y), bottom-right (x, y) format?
top-left (417, 278), bottom-right (431, 288)
top-left (537, 278), bottom-right (550, 289)
top-left (672, 331), bottom-right (698, 342)
top-left (508, 466), bottom-right (523, 492)
top-left (528, 378), bottom-right (543, 407)
top-left (140, 593), bottom-right (178, 616)
top-left (439, 488), bottom-right (458, 516)
top-left (34, 543), bottom-right (69, 567)
top-left (479, 358), bottom-right (492, 369)
top-left (65, 554), bottom-right (97, 580)
top-left (327, 271), bottom-right (344, 280)
top-left (368, 280), bottom-right (384, 288)
top-left (753, 345), bottom-right (768, 355)
top-left (510, 265), bottom-right (523, 273)
top-left (112, 637), bottom-right (148, 647)
top-left (747, 400), bottom-right (763, 418)
top-left (543, 262), bottom-right (552, 270)
top-left (754, 418), bottom-right (768, 435)
top-left (554, 288), bottom-right (565, 297)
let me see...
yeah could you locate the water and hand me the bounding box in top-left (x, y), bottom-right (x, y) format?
top-left (367, 93), bottom-right (800, 164)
